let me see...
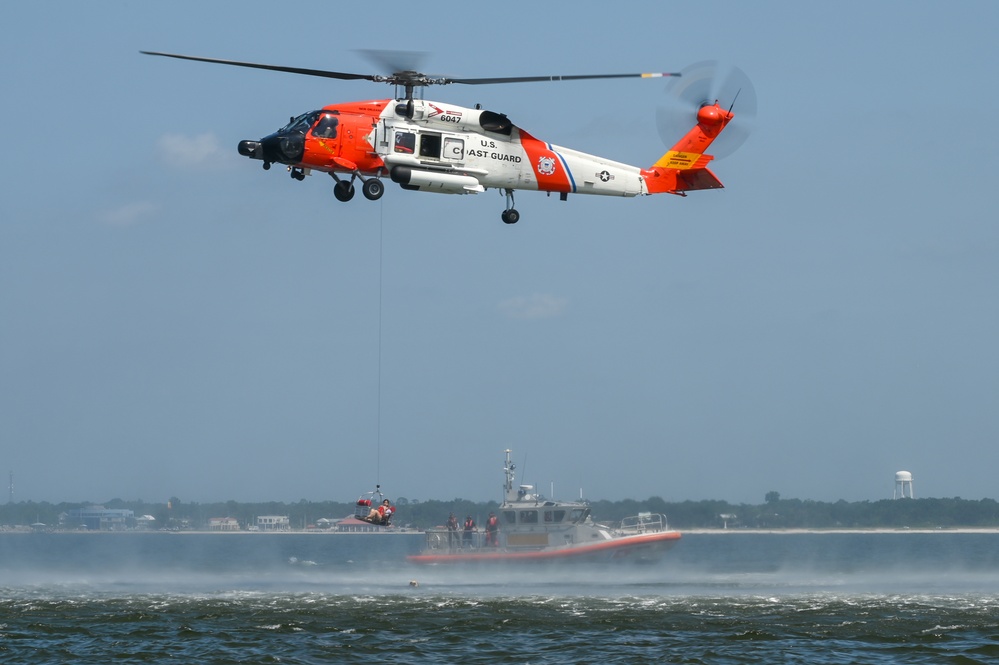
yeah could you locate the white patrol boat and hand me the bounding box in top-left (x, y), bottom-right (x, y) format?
top-left (407, 450), bottom-right (681, 564)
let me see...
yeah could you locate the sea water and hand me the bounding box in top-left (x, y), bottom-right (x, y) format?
top-left (2, 531), bottom-right (998, 663)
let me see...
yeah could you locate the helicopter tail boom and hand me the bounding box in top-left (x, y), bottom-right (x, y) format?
top-left (642, 102), bottom-right (732, 195)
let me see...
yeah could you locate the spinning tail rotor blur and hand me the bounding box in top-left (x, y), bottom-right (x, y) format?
top-left (657, 61), bottom-right (757, 158)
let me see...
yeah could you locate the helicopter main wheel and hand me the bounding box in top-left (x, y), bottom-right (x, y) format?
top-left (362, 178), bottom-right (384, 201)
top-left (501, 188), bottom-right (519, 224)
top-left (333, 181), bottom-right (355, 202)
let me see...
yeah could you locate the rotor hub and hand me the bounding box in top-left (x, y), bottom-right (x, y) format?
top-left (696, 104), bottom-right (725, 127)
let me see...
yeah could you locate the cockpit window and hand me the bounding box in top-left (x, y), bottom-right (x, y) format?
top-left (279, 111), bottom-right (322, 134)
top-left (312, 113), bottom-right (338, 139)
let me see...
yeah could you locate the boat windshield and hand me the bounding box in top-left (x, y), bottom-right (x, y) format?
top-left (518, 510), bottom-right (539, 524)
top-left (569, 508), bottom-right (589, 523)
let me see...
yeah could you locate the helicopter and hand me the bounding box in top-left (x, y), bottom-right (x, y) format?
top-left (141, 52), bottom-right (755, 224)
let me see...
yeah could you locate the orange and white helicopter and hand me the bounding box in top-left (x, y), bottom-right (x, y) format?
top-left (142, 52), bottom-right (755, 224)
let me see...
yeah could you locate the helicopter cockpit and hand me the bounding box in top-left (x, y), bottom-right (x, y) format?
top-left (239, 109), bottom-right (333, 169)
top-left (278, 110), bottom-right (319, 134)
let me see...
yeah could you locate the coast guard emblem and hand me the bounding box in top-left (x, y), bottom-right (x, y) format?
top-left (537, 156), bottom-right (557, 176)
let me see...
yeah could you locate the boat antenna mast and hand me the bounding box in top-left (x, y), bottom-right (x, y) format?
top-left (503, 449), bottom-right (517, 502)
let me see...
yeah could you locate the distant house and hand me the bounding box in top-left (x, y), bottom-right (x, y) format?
top-left (256, 515), bottom-right (290, 531)
top-left (335, 516), bottom-right (385, 533)
top-left (135, 515), bottom-right (157, 530)
top-left (208, 517), bottom-right (241, 532)
top-left (66, 506), bottom-right (135, 531)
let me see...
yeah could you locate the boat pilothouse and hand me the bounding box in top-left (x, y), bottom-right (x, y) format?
top-left (408, 449), bottom-right (681, 564)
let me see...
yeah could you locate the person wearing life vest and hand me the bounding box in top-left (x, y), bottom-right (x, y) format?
top-left (485, 512), bottom-right (499, 547)
top-left (463, 515), bottom-right (476, 548)
top-left (366, 499), bottom-right (394, 525)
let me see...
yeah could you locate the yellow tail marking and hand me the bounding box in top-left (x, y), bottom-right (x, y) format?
top-left (654, 150), bottom-right (702, 170)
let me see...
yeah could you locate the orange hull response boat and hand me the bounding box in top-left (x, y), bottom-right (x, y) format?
top-left (408, 450), bottom-right (680, 564)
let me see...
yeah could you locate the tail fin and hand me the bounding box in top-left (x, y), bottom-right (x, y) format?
top-left (643, 103), bottom-right (733, 195)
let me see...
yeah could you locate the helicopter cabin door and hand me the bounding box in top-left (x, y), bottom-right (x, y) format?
top-left (417, 132), bottom-right (442, 161)
top-left (393, 131), bottom-right (462, 163)
top-left (307, 112), bottom-right (341, 166)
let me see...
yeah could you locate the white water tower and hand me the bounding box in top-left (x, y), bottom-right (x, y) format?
top-left (894, 470), bottom-right (914, 499)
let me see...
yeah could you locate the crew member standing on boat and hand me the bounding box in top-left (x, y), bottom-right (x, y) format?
top-left (447, 512), bottom-right (459, 547)
top-left (463, 515), bottom-right (476, 548)
top-left (485, 512), bottom-right (499, 547)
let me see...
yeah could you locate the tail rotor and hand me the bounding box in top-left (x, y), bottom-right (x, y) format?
top-left (656, 61), bottom-right (757, 158)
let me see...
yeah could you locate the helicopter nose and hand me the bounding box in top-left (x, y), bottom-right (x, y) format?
top-left (238, 140), bottom-right (263, 159)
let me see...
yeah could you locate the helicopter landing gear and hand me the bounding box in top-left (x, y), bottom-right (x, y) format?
top-left (361, 177), bottom-right (384, 201)
top-left (329, 172), bottom-right (356, 202)
top-left (333, 180), bottom-right (355, 202)
top-left (330, 171), bottom-right (384, 202)
top-left (289, 167), bottom-right (306, 181)
top-left (263, 161), bottom-right (271, 171)
top-left (501, 188), bottom-right (520, 224)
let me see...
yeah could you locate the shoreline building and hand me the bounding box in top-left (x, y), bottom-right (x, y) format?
top-left (208, 517), bottom-right (241, 531)
top-left (256, 515), bottom-right (290, 531)
top-left (66, 506), bottom-right (135, 531)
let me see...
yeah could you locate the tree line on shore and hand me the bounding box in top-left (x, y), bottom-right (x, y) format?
top-left (3, 493), bottom-right (999, 530)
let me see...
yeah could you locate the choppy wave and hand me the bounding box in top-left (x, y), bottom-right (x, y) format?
top-left (3, 588), bottom-right (999, 664)
top-left (3, 532), bottom-right (999, 663)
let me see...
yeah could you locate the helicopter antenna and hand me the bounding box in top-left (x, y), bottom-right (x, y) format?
top-left (727, 87), bottom-right (743, 114)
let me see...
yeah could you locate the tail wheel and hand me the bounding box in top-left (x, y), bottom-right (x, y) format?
top-left (333, 181), bottom-right (355, 202)
top-left (362, 178), bottom-right (385, 201)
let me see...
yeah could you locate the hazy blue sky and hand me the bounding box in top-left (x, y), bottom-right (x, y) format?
top-left (3, 2), bottom-right (998, 506)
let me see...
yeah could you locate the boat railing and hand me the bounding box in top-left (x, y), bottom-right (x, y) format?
top-left (422, 528), bottom-right (488, 553)
top-left (617, 512), bottom-right (668, 534)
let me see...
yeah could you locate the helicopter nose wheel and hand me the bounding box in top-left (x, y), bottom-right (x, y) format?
top-left (333, 180), bottom-right (355, 202)
top-left (501, 188), bottom-right (520, 224)
top-left (362, 178), bottom-right (385, 201)
top-left (290, 167), bottom-right (306, 181)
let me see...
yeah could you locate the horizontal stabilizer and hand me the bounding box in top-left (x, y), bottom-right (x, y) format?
top-left (677, 168), bottom-right (723, 191)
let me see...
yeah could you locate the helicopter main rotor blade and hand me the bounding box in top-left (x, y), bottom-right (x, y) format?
top-left (447, 72), bottom-right (681, 85)
top-left (141, 52), bottom-right (681, 90)
top-left (140, 51), bottom-right (376, 82)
